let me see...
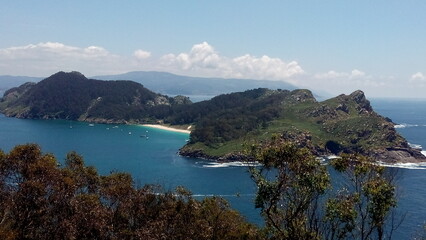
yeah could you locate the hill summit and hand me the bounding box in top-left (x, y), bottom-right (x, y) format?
top-left (0, 71), bottom-right (191, 124)
top-left (1, 71), bottom-right (424, 163)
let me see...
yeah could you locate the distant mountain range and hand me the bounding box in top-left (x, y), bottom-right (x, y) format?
top-left (0, 71), bottom-right (329, 101)
top-left (0, 75), bottom-right (43, 96)
top-left (92, 71), bottom-right (300, 99)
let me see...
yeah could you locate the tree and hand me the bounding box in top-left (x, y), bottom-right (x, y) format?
top-left (327, 154), bottom-right (398, 240)
top-left (0, 144), bottom-right (261, 239)
top-left (248, 137), bottom-right (330, 239)
top-left (248, 137), bottom-right (398, 240)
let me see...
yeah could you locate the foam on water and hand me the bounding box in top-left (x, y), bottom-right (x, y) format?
top-left (201, 161), bottom-right (261, 168)
top-left (192, 193), bottom-right (255, 197)
top-left (394, 123), bottom-right (422, 128)
top-left (408, 142), bottom-right (422, 150)
top-left (377, 161), bottom-right (426, 170)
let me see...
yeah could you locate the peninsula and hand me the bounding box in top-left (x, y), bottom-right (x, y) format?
top-left (1, 71), bottom-right (424, 164)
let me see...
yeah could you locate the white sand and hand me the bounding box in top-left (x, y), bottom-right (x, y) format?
top-left (142, 124), bottom-right (191, 134)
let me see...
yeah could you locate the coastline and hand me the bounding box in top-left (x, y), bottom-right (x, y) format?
top-left (142, 124), bottom-right (192, 134)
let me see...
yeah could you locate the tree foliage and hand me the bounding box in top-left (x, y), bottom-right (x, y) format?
top-left (0, 144), bottom-right (259, 240)
top-left (169, 88), bottom-right (289, 146)
top-left (249, 137), bottom-right (330, 239)
top-left (248, 137), bottom-right (398, 240)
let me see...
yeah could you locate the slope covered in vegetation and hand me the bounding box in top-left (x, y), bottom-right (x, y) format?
top-left (0, 71), bottom-right (191, 124)
top-left (178, 89), bottom-right (425, 163)
top-left (0, 144), bottom-right (259, 239)
top-left (1, 71), bottom-right (424, 163)
top-left (0, 143), bottom-right (404, 239)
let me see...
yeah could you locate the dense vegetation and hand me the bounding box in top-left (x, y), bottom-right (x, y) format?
top-left (0, 71), bottom-right (191, 123)
top-left (179, 89), bottom-right (418, 163)
top-left (0, 141), bottom-right (402, 239)
top-left (166, 88), bottom-right (304, 145)
top-left (248, 137), bottom-right (400, 240)
top-left (1, 71), bottom-right (423, 163)
top-left (0, 144), bottom-right (259, 240)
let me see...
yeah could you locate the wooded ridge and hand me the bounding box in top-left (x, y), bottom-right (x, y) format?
top-left (1, 71), bottom-right (424, 163)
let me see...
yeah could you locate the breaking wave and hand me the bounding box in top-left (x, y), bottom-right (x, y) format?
top-left (200, 161), bottom-right (261, 168)
top-left (192, 193), bottom-right (255, 197)
top-left (394, 123), bottom-right (425, 128)
top-left (408, 143), bottom-right (423, 150)
top-left (377, 161), bottom-right (426, 170)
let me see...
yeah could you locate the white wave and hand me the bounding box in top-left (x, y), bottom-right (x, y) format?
top-left (377, 161), bottom-right (426, 170)
top-left (394, 123), bottom-right (420, 128)
top-left (201, 161), bottom-right (261, 168)
top-left (192, 193), bottom-right (255, 197)
top-left (408, 143), bottom-right (423, 150)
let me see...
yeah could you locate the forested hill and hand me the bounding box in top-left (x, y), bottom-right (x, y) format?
top-left (0, 71), bottom-right (191, 123)
top-left (178, 89), bottom-right (426, 163)
top-left (1, 71), bottom-right (424, 163)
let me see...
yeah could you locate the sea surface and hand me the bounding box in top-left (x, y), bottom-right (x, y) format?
top-left (0, 98), bottom-right (425, 238)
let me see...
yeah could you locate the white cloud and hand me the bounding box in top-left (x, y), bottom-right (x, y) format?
top-left (305, 69), bottom-right (389, 96)
top-left (411, 72), bottom-right (425, 82)
top-left (159, 42), bottom-right (304, 81)
top-left (314, 69), bottom-right (366, 79)
top-left (232, 55), bottom-right (304, 80)
top-left (350, 69), bottom-right (365, 78)
top-left (161, 42), bottom-right (222, 70)
top-left (0, 42), bottom-right (129, 76)
top-left (0, 41), bottom-right (304, 82)
top-left (2, 41), bottom-right (420, 98)
top-left (133, 49), bottom-right (151, 59)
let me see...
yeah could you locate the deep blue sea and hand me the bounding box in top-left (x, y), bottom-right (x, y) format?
top-left (0, 98), bottom-right (425, 238)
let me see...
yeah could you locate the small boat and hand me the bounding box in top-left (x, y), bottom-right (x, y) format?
top-left (128, 132), bottom-right (132, 135)
top-left (88, 123), bottom-right (94, 127)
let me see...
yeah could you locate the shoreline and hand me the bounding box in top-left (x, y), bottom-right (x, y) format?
top-left (142, 124), bottom-right (191, 134)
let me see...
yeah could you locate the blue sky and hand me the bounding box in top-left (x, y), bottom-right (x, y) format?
top-left (1, 1), bottom-right (426, 98)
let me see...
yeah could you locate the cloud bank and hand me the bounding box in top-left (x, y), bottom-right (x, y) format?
top-left (0, 42), bottom-right (131, 76)
top-left (411, 72), bottom-right (425, 82)
top-left (0, 41), bottom-right (304, 82)
top-left (159, 42), bottom-right (304, 82)
top-left (0, 41), bottom-right (424, 98)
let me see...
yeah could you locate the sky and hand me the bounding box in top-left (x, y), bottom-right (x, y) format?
top-left (1, 1), bottom-right (426, 98)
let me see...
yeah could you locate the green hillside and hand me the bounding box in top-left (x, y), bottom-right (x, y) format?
top-left (1, 71), bottom-right (424, 163)
top-left (178, 90), bottom-right (423, 163)
top-left (0, 71), bottom-right (191, 123)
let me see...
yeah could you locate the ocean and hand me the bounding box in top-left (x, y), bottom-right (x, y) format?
top-left (0, 98), bottom-right (425, 238)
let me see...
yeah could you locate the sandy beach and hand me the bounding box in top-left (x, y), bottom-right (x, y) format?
top-left (142, 124), bottom-right (192, 134)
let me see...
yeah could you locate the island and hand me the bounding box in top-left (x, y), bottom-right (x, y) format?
top-left (1, 71), bottom-right (424, 163)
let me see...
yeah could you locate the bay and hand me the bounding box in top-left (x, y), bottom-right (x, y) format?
top-left (0, 114), bottom-right (261, 223)
top-left (0, 98), bottom-right (425, 238)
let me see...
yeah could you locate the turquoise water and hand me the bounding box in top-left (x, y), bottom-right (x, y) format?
top-left (0, 98), bottom-right (425, 237)
top-left (0, 114), bottom-right (260, 222)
